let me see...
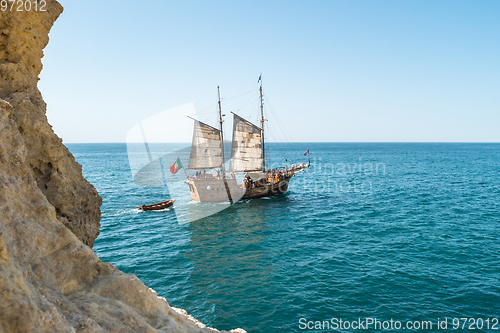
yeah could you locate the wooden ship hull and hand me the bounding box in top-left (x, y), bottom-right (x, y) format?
top-left (186, 177), bottom-right (291, 202)
top-left (186, 178), bottom-right (242, 202)
top-left (186, 163), bottom-right (309, 202)
top-left (241, 177), bottom-right (291, 199)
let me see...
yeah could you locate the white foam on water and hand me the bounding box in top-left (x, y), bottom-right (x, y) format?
top-left (111, 208), bottom-right (142, 216)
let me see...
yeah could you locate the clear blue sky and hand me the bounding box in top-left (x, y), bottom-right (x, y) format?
top-left (39, 0), bottom-right (500, 143)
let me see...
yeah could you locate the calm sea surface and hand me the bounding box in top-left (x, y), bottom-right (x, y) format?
top-left (68, 143), bottom-right (500, 332)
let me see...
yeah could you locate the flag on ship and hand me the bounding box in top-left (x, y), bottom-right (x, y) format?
top-left (304, 149), bottom-right (309, 156)
top-left (170, 157), bottom-right (183, 174)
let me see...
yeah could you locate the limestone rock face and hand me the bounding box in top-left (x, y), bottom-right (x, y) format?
top-left (0, 3), bottom-right (245, 333)
top-left (0, 0), bottom-right (101, 247)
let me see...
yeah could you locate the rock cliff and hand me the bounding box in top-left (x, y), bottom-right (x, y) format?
top-left (0, 2), bottom-right (245, 332)
top-left (0, 0), bottom-right (100, 248)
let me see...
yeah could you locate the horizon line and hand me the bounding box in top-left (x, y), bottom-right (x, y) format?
top-left (63, 141), bottom-right (500, 144)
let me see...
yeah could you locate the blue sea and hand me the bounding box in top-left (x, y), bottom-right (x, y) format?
top-left (68, 143), bottom-right (500, 332)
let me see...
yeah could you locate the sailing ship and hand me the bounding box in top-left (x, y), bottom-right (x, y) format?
top-left (185, 78), bottom-right (309, 202)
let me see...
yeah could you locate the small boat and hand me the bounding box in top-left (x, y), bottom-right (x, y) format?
top-left (137, 199), bottom-right (175, 211)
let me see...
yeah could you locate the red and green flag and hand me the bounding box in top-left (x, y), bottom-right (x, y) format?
top-left (169, 157), bottom-right (183, 175)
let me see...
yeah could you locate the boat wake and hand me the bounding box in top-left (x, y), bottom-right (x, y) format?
top-left (149, 208), bottom-right (172, 212)
top-left (110, 208), bottom-right (142, 216)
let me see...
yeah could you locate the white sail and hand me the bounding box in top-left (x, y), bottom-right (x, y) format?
top-left (188, 120), bottom-right (223, 169)
top-left (229, 113), bottom-right (263, 172)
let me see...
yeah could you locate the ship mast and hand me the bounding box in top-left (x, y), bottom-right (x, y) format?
top-left (218, 86), bottom-right (226, 174)
top-left (259, 75), bottom-right (266, 171)
top-left (218, 86), bottom-right (233, 202)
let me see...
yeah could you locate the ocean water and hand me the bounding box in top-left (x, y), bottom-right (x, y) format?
top-left (68, 143), bottom-right (500, 332)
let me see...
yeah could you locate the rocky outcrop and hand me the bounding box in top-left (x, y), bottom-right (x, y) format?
top-left (0, 0), bottom-right (101, 247)
top-left (0, 2), bottom-right (245, 333)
